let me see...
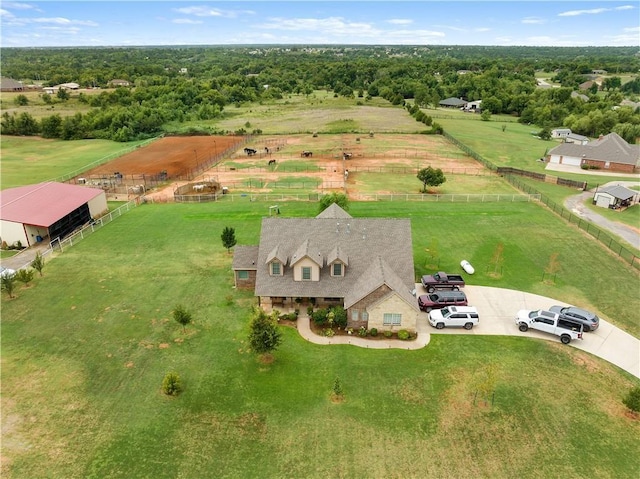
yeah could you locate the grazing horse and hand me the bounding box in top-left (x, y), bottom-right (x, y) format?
top-left (301, 150), bottom-right (313, 158)
top-left (193, 184), bottom-right (206, 192)
top-left (342, 152), bottom-right (352, 160)
top-left (264, 147), bottom-right (270, 155)
top-left (268, 159), bottom-right (276, 166)
top-left (244, 147), bottom-right (257, 156)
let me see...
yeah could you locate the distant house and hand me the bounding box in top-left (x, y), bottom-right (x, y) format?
top-left (547, 133), bottom-right (640, 173)
top-left (565, 133), bottom-right (590, 145)
top-left (571, 91), bottom-right (589, 102)
top-left (552, 128), bottom-right (572, 139)
top-left (462, 100), bottom-right (482, 112)
top-left (0, 77), bottom-right (24, 92)
top-left (593, 185), bottom-right (637, 209)
top-left (0, 182), bottom-right (108, 248)
top-left (232, 204), bottom-right (419, 333)
top-left (579, 80), bottom-right (597, 91)
top-left (438, 97), bottom-right (467, 108)
top-left (109, 79), bottom-right (130, 87)
top-left (43, 82), bottom-right (79, 94)
top-left (592, 69), bottom-right (607, 75)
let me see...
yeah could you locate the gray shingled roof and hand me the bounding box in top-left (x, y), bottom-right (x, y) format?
top-left (291, 238), bottom-right (323, 267)
top-left (316, 203), bottom-right (353, 219)
top-left (232, 246), bottom-right (259, 270)
top-left (343, 256), bottom-right (416, 309)
top-left (548, 132), bottom-right (640, 166)
top-left (253, 209), bottom-right (416, 306)
top-left (439, 97), bottom-right (467, 107)
top-left (598, 185), bottom-right (636, 200)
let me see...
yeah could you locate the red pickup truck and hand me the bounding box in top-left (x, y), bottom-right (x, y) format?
top-left (421, 272), bottom-right (466, 292)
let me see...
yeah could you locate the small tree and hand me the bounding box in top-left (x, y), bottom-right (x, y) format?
top-left (162, 372), bottom-right (182, 396)
top-left (31, 251), bottom-right (45, 276)
top-left (14, 94), bottom-right (29, 106)
top-left (417, 166), bottom-right (446, 193)
top-left (221, 226), bottom-right (237, 253)
top-left (319, 192), bottom-right (349, 213)
top-left (15, 269), bottom-right (35, 287)
top-left (173, 304), bottom-right (192, 333)
top-left (538, 128), bottom-right (552, 141)
top-left (56, 88), bottom-right (70, 101)
top-left (623, 386), bottom-right (640, 413)
top-left (1, 274), bottom-right (17, 299)
top-left (333, 377), bottom-right (344, 398)
top-left (248, 307), bottom-right (282, 358)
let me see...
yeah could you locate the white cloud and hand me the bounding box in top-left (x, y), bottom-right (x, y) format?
top-left (173, 6), bottom-right (254, 18)
top-left (615, 5), bottom-right (636, 11)
top-left (31, 17), bottom-right (98, 27)
top-left (387, 19), bottom-right (413, 25)
top-left (2, 2), bottom-right (38, 10)
top-left (559, 8), bottom-right (609, 17)
top-left (475, 27), bottom-right (490, 33)
top-left (173, 18), bottom-right (203, 25)
top-left (522, 17), bottom-right (546, 25)
top-left (260, 16), bottom-right (376, 35)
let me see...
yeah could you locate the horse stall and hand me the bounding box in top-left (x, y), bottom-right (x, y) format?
top-left (174, 180), bottom-right (222, 203)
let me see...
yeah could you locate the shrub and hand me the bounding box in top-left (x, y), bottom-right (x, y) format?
top-left (383, 330), bottom-right (393, 338)
top-left (358, 327), bottom-right (368, 337)
top-left (307, 305), bottom-right (314, 316)
top-left (623, 386), bottom-right (640, 413)
top-left (330, 306), bottom-right (347, 329)
top-left (397, 329), bottom-right (410, 340)
top-left (312, 308), bottom-right (328, 326)
top-left (369, 328), bottom-right (378, 337)
top-left (15, 269), bottom-right (35, 286)
top-left (279, 312), bottom-right (298, 321)
top-left (323, 328), bottom-right (335, 337)
top-left (162, 372), bottom-right (182, 396)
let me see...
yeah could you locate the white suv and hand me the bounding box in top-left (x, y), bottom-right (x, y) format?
top-left (428, 306), bottom-right (479, 330)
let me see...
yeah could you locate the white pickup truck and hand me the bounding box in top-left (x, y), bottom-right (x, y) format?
top-left (515, 309), bottom-right (584, 344)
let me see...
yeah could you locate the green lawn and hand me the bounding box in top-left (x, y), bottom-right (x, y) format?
top-left (0, 137), bottom-right (149, 189)
top-left (1, 201), bottom-right (638, 478)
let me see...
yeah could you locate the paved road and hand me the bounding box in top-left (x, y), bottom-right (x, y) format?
top-left (297, 285), bottom-right (640, 379)
top-left (563, 180), bottom-right (640, 250)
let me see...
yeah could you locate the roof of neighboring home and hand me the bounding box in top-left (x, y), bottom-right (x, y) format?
top-left (571, 91), bottom-right (589, 101)
top-left (566, 133), bottom-right (589, 142)
top-left (316, 203), bottom-right (353, 219)
top-left (597, 185), bottom-right (636, 201)
top-left (252, 206), bottom-right (416, 307)
top-left (552, 128), bottom-right (571, 133)
top-left (0, 77), bottom-right (24, 90)
top-left (0, 182), bottom-right (104, 227)
top-left (232, 246), bottom-right (259, 270)
top-left (548, 132), bottom-right (640, 166)
top-left (439, 97), bottom-right (467, 107)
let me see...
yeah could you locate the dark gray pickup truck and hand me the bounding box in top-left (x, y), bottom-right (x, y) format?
top-left (421, 272), bottom-right (466, 292)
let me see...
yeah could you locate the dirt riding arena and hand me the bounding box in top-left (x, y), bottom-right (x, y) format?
top-left (83, 134), bottom-right (484, 201)
top-left (83, 135), bottom-right (243, 178)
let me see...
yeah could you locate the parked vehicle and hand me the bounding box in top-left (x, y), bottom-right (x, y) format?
top-left (428, 306), bottom-right (479, 330)
top-left (0, 266), bottom-right (16, 278)
top-left (418, 290), bottom-right (468, 312)
top-left (548, 305), bottom-right (600, 332)
top-left (515, 309), bottom-right (583, 344)
top-left (421, 272), bottom-right (466, 293)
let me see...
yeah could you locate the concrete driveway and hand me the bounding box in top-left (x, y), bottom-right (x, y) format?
top-left (418, 285), bottom-right (639, 379)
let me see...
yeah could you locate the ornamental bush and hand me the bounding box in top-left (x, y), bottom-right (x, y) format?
top-left (162, 372), bottom-right (182, 396)
top-left (622, 386), bottom-right (640, 413)
top-left (397, 329), bottom-right (410, 340)
top-left (369, 328), bottom-right (378, 337)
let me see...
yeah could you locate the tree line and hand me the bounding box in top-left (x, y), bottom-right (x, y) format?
top-left (1, 45), bottom-right (639, 143)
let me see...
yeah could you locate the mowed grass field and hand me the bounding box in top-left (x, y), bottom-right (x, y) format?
top-left (2, 201), bottom-right (639, 479)
top-left (0, 136), bottom-right (150, 189)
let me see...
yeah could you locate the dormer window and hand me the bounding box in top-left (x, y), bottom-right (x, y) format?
top-left (302, 267), bottom-right (311, 280)
top-left (332, 262), bottom-right (343, 277)
top-left (271, 261), bottom-right (282, 276)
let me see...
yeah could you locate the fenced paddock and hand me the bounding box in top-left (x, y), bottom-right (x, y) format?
top-left (23, 200), bottom-right (141, 269)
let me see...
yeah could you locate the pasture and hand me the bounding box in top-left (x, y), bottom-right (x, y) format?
top-left (1, 201), bottom-right (639, 478)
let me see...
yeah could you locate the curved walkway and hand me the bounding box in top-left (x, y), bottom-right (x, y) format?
top-left (295, 285), bottom-right (640, 379)
top-left (563, 180), bottom-right (640, 250)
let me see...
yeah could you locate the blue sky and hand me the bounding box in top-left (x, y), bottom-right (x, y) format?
top-left (1, 1), bottom-right (638, 47)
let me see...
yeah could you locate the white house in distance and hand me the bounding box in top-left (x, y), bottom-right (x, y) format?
top-left (0, 182), bottom-right (108, 248)
top-left (593, 184), bottom-right (637, 210)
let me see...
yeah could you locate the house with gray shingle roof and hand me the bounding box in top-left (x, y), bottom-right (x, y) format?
top-left (438, 97), bottom-right (467, 108)
top-left (593, 185), bottom-right (638, 209)
top-left (232, 205), bottom-right (419, 333)
top-left (547, 132), bottom-right (640, 173)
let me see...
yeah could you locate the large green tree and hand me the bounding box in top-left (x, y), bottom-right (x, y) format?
top-left (248, 307), bottom-right (282, 357)
top-left (417, 167), bottom-right (446, 193)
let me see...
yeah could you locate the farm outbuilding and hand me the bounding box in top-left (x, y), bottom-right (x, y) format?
top-left (593, 185), bottom-right (637, 210)
top-left (0, 182), bottom-right (108, 248)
